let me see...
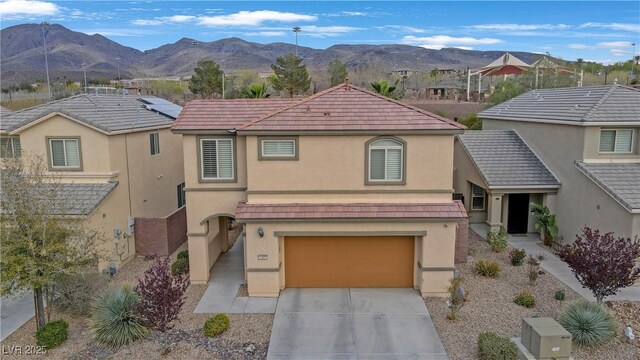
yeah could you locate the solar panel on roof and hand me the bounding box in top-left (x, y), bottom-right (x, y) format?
top-left (138, 97), bottom-right (183, 119)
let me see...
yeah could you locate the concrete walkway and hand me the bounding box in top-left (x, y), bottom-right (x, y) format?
top-left (267, 288), bottom-right (448, 360)
top-left (194, 235), bottom-right (277, 314)
top-left (470, 223), bottom-right (640, 302)
top-left (1, 290), bottom-right (36, 341)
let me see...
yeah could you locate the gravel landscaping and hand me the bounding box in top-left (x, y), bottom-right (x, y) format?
top-left (425, 229), bottom-right (639, 360)
top-left (0, 230), bottom-right (272, 360)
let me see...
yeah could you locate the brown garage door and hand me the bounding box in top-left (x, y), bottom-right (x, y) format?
top-left (284, 236), bottom-right (414, 288)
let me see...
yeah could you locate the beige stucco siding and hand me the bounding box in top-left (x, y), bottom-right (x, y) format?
top-left (453, 140), bottom-right (489, 224)
top-left (583, 126), bottom-right (640, 161)
top-left (182, 134), bottom-right (248, 190)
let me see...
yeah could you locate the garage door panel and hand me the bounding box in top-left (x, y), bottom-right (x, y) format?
top-left (285, 236), bottom-right (414, 288)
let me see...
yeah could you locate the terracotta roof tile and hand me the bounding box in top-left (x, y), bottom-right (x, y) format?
top-left (235, 201), bottom-right (467, 221)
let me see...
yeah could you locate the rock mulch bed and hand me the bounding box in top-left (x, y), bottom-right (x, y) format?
top-left (236, 283), bottom-right (249, 297)
top-left (425, 229), bottom-right (638, 360)
top-left (0, 230), bottom-right (272, 360)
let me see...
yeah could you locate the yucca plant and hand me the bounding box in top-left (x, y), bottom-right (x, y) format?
top-left (559, 301), bottom-right (616, 347)
top-left (91, 286), bottom-right (148, 347)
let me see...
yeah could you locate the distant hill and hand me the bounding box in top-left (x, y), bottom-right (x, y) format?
top-left (1, 23), bottom-right (546, 86)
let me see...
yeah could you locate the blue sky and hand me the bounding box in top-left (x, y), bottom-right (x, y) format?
top-left (1, 1), bottom-right (639, 63)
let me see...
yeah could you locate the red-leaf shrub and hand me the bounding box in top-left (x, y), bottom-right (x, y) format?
top-left (559, 227), bottom-right (640, 303)
top-left (134, 257), bottom-right (189, 332)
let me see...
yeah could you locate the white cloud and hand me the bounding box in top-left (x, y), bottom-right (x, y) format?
top-left (341, 11), bottom-right (367, 16)
top-left (598, 41), bottom-right (634, 48)
top-left (132, 19), bottom-right (163, 26)
top-left (197, 10), bottom-right (316, 27)
top-left (80, 28), bottom-right (158, 37)
top-left (400, 35), bottom-right (502, 50)
top-left (246, 31), bottom-right (287, 37)
top-left (132, 15), bottom-right (195, 26)
top-left (569, 44), bottom-right (595, 49)
top-left (579, 22), bottom-right (640, 32)
top-left (299, 25), bottom-right (363, 38)
top-left (375, 25), bottom-right (426, 33)
top-left (610, 48), bottom-right (631, 56)
top-left (166, 15), bottom-right (195, 23)
top-left (0, 0), bottom-right (59, 16)
top-left (467, 23), bottom-right (571, 31)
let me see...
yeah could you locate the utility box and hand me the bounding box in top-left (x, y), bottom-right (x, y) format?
top-left (521, 318), bottom-right (572, 359)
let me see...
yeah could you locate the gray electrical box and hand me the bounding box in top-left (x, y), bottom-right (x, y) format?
top-left (521, 318), bottom-right (572, 359)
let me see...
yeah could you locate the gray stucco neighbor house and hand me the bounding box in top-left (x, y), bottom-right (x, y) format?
top-left (454, 84), bottom-right (639, 242)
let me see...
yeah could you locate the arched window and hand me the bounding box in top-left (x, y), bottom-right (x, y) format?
top-left (366, 137), bottom-right (405, 184)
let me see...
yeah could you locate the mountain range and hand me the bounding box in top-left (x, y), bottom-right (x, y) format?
top-left (1, 23), bottom-right (547, 86)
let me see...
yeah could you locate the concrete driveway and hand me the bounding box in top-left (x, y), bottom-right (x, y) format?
top-left (267, 288), bottom-right (448, 360)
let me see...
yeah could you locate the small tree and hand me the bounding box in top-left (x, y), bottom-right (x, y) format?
top-left (134, 257), bottom-right (189, 332)
top-left (189, 60), bottom-right (223, 98)
top-left (241, 83), bottom-right (270, 98)
top-left (1, 155), bottom-right (102, 330)
top-left (531, 203), bottom-right (559, 247)
top-left (370, 80), bottom-right (399, 99)
top-left (270, 53), bottom-right (311, 97)
top-left (327, 59), bottom-right (348, 87)
top-left (559, 227), bottom-right (640, 303)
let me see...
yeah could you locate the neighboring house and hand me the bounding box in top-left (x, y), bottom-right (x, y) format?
top-left (172, 83), bottom-right (468, 297)
top-left (455, 85), bottom-right (639, 241)
top-left (0, 95), bottom-right (186, 271)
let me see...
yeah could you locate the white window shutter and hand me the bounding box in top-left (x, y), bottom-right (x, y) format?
top-left (386, 149), bottom-right (402, 180)
top-left (51, 140), bottom-right (66, 166)
top-left (615, 130), bottom-right (633, 152)
top-left (65, 140), bottom-right (80, 167)
top-left (201, 140), bottom-right (217, 178)
top-left (370, 149), bottom-right (386, 180)
top-left (218, 139), bottom-right (233, 178)
top-left (599, 130), bottom-right (615, 152)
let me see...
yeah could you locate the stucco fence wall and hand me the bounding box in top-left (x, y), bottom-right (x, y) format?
top-left (135, 206), bottom-right (187, 256)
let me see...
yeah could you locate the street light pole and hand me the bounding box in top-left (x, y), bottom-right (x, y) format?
top-left (292, 26), bottom-right (301, 57)
top-left (81, 63), bottom-right (88, 93)
top-left (115, 57), bottom-right (121, 82)
top-left (40, 22), bottom-right (52, 101)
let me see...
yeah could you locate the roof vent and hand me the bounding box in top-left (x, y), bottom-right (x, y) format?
top-left (306, 106), bottom-right (311, 113)
top-left (574, 104), bottom-right (580, 110)
top-left (324, 112), bottom-right (331, 116)
top-left (537, 97), bottom-right (544, 101)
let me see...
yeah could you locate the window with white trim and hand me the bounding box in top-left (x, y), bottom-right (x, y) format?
top-left (0, 136), bottom-right (21, 158)
top-left (200, 138), bottom-right (234, 180)
top-left (599, 129), bottom-right (633, 153)
top-left (177, 182), bottom-right (186, 208)
top-left (150, 132), bottom-right (160, 155)
top-left (368, 139), bottom-right (404, 182)
top-left (49, 138), bottom-right (80, 169)
top-left (471, 184), bottom-right (485, 211)
top-left (261, 139), bottom-right (296, 158)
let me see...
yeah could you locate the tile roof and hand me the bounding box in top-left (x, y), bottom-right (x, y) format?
top-left (0, 105), bottom-right (12, 116)
top-left (478, 85), bottom-right (640, 124)
top-left (457, 130), bottom-right (560, 189)
top-left (0, 182), bottom-right (118, 216)
top-left (171, 98), bottom-right (298, 131)
top-left (575, 162), bottom-right (640, 212)
top-left (239, 84), bottom-right (465, 132)
top-left (1, 94), bottom-right (181, 134)
top-left (235, 201), bottom-right (467, 221)
top-left (172, 84), bottom-right (465, 132)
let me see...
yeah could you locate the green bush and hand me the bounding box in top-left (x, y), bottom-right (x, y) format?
top-left (177, 250), bottom-right (189, 260)
top-left (36, 320), bottom-right (68, 349)
top-left (54, 273), bottom-right (109, 315)
top-left (514, 291), bottom-right (536, 308)
top-left (203, 314), bottom-right (230, 337)
top-left (559, 301), bottom-right (616, 346)
top-left (91, 286), bottom-right (148, 347)
top-left (554, 289), bottom-right (566, 301)
top-left (509, 249), bottom-right (526, 266)
top-left (474, 259), bottom-right (501, 278)
top-left (171, 257), bottom-right (189, 275)
top-left (477, 332), bottom-right (517, 360)
top-left (487, 227), bottom-right (508, 253)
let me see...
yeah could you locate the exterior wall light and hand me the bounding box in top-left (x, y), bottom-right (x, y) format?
top-left (258, 227), bottom-right (264, 238)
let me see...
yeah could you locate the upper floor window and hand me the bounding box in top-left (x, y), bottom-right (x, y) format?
top-left (599, 129), bottom-right (633, 153)
top-left (48, 138), bottom-right (81, 170)
top-left (471, 184), bottom-right (486, 211)
top-left (150, 132), bottom-right (160, 156)
top-left (199, 138), bottom-right (235, 181)
top-left (0, 136), bottom-right (21, 158)
top-left (366, 137), bottom-right (405, 184)
top-left (259, 137), bottom-right (298, 160)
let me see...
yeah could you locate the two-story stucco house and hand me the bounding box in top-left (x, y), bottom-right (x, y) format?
top-left (454, 85), bottom-right (639, 241)
top-left (172, 83), bottom-right (468, 297)
top-left (0, 94), bottom-right (187, 271)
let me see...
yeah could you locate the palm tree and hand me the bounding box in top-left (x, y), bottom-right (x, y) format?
top-left (242, 83), bottom-right (270, 98)
top-left (370, 80), bottom-right (398, 99)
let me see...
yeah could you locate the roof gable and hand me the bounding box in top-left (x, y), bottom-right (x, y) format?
top-left (576, 162), bottom-right (640, 213)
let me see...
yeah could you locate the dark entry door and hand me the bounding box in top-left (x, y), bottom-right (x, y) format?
top-left (507, 194), bottom-right (530, 234)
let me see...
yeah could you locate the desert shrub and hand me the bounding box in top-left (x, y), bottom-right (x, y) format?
top-left (477, 332), bottom-right (517, 360)
top-left (487, 227), bottom-right (508, 252)
top-left (171, 257), bottom-right (189, 275)
top-left (446, 274), bottom-right (467, 320)
top-left (514, 291), bottom-right (536, 308)
top-left (177, 250), bottom-right (189, 260)
top-left (135, 257), bottom-right (189, 332)
top-left (53, 272), bottom-right (109, 315)
top-left (528, 255), bottom-right (540, 285)
top-left (509, 249), bottom-right (526, 266)
top-left (559, 227), bottom-right (640, 303)
top-left (203, 314), bottom-right (230, 337)
top-left (35, 320), bottom-right (68, 349)
top-left (554, 289), bottom-right (566, 301)
top-left (559, 301), bottom-right (616, 346)
top-left (474, 260), bottom-right (501, 278)
top-left (91, 286), bottom-right (148, 347)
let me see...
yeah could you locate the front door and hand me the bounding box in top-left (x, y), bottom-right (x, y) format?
top-left (507, 194), bottom-right (530, 234)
